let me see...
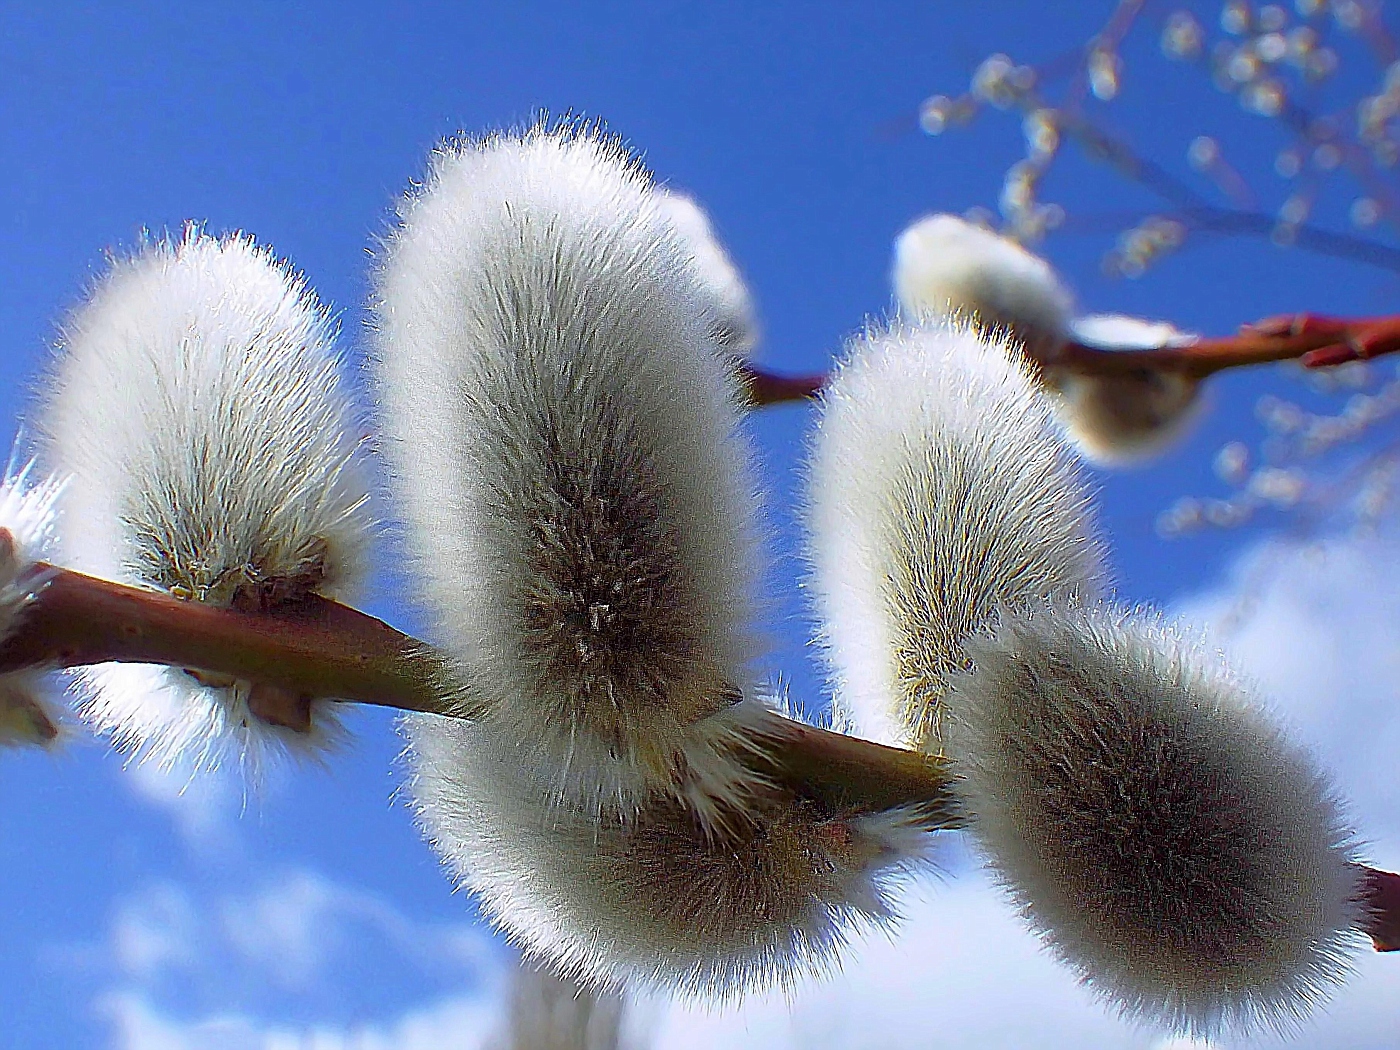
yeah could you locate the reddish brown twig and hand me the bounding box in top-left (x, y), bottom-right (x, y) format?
top-left (737, 363), bottom-right (826, 406)
top-left (1364, 867), bottom-right (1400, 952)
top-left (737, 314), bottom-right (1400, 408)
top-left (1242, 313), bottom-right (1400, 370)
top-left (0, 563), bottom-right (457, 717)
top-left (0, 561), bottom-right (950, 817)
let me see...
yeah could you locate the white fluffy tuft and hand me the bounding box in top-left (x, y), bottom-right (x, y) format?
top-left (654, 189), bottom-right (760, 359)
top-left (892, 214), bottom-right (1073, 357)
top-left (945, 604), bottom-right (1366, 1036)
top-left (373, 123), bottom-right (764, 821)
top-left (0, 459), bottom-right (63, 645)
top-left (0, 673), bottom-right (61, 748)
top-left (0, 460), bottom-right (65, 747)
top-left (39, 229), bottom-right (369, 775)
top-left (404, 706), bottom-right (935, 1000)
top-left (805, 320), bottom-right (1102, 749)
top-left (1050, 314), bottom-right (1203, 465)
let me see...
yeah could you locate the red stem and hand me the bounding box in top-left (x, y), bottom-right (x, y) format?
top-left (738, 313), bottom-right (1400, 406)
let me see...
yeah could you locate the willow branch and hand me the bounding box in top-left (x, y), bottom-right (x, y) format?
top-left (737, 313), bottom-right (1400, 407)
top-left (0, 563), bottom-right (950, 818)
top-left (737, 363), bottom-right (826, 406)
top-left (1051, 313), bottom-right (1400, 378)
top-left (0, 561), bottom-right (1393, 951)
top-left (0, 563), bottom-right (456, 717)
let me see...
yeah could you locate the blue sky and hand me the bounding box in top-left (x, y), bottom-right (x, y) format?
top-left (3, 2), bottom-right (1400, 1047)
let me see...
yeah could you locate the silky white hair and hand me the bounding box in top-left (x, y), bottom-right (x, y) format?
top-left (654, 188), bottom-right (759, 360)
top-left (39, 229), bottom-right (369, 775)
top-left (1049, 314), bottom-right (1203, 465)
top-left (404, 705), bottom-right (935, 999)
top-left (805, 320), bottom-right (1102, 749)
top-left (892, 213), bottom-right (1073, 358)
top-left (945, 604), bottom-right (1365, 1036)
top-left (373, 123), bottom-right (764, 823)
top-left (0, 459), bottom-right (65, 747)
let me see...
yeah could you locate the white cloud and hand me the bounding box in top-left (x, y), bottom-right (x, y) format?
top-left (1174, 533), bottom-right (1400, 864)
top-left (112, 883), bottom-right (200, 980)
top-left (120, 757), bottom-right (244, 852)
top-left (97, 870), bottom-right (503, 1050)
top-left (103, 990), bottom-right (499, 1050)
top-left (216, 870), bottom-right (495, 991)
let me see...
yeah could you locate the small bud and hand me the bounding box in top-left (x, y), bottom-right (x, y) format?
top-left (405, 708), bottom-right (935, 998)
top-left (805, 321), bottom-right (1101, 749)
top-left (1187, 135), bottom-right (1220, 170)
top-left (892, 214), bottom-right (1074, 361)
top-left (40, 230), bottom-right (369, 775)
top-left (373, 124), bottom-right (764, 823)
top-left (946, 605), bottom-right (1366, 1036)
top-left (1049, 314), bottom-right (1203, 466)
top-left (1088, 48), bottom-right (1121, 101)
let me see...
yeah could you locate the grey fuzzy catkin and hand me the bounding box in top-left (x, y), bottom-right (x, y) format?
top-left (373, 122), bottom-right (765, 823)
top-left (892, 213), bottom-right (1073, 361)
top-left (945, 604), bottom-right (1366, 1036)
top-left (1047, 314), bottom-right (1203, 466)
top-left (40, 229), bottom-right (369, 774)
top-left (893, 216), bottom-right (1203, 465)
top-left (654, 188), bottom-right (759, 360)
top-left (405, 706), bottom-right (936, 1000)
top-left (805, 320), bottom-right (1102, 750)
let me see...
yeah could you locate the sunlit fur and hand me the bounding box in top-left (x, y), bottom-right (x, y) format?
top-left (654, 189), bottom-right (760, 360)
top-left (946, 604), bottom-right (1365, 1036)
top-left (0, 460), bottom-right (62, 645)
top-left (373, 123), bottom-right (764, 823)
top-left (405, 706), bottom-right (935, 999)
top-left (0, 460), bottom-right (64, 747)
top-left (39, 230), bottom-right (369, 775)
top-left (805, 321), bottom-right (1102, 750)
top-left (892, 213), bottom-right (1072, 360)
top-left (1049, 314), bottom-right (1203, 465)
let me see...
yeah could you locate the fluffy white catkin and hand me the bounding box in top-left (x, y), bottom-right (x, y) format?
top-left (653, 189), bottom-right (759, 360)
top-left (805, 320), bottom-right (1102, 749)
top-left (892, 213), bottom-right (1073, 359)
top-left (893, 217), bottom-right (1202, 465)
top-left (39, 230), bottom-right (369, 774)
top-left (0, 461), bottom-right (65, 747)
top-left (373, 124), bottom-right (765, 822)
top-left (945, 605), bottom-right (1364, 1036)
top-left (405, 707), bottom-right (934, 999)
top-left (1048, 314), bottom-right (1203, 465)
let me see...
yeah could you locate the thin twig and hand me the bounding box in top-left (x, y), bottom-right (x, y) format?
top-left (738, 363), bottom-right (826, 406)
top-left (737, 313), bottom-right (1400, 407)
top-left (0, 563), bottom-right (457, 717)
top-left (1049, 105), bottom-right (1400, 273)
